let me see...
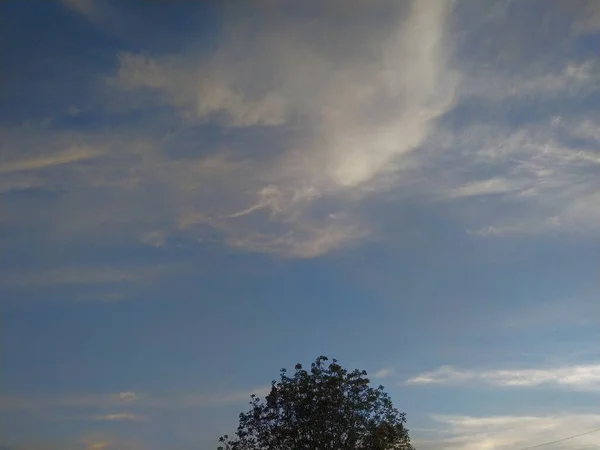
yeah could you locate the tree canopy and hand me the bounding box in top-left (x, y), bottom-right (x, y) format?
top-left (218, 355), bottom-right (413, 450)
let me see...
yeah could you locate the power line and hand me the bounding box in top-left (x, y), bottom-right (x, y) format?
top-left (516, 427), bottom-right (600, 450)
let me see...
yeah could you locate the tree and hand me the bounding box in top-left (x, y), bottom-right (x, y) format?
top-left (218, 355), bottom-right (413, 450)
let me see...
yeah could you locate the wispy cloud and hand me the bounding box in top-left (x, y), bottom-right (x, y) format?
top-left (372, 368), bottom-right (395, 379)
top-left (97, 0), bottom-right (458, 256)
top-left (89, 413), bottom-right (143, 422)
top-left (406, 363), bottom-right (600, 391)
top-left (57, 412), bottom-right (145, 422)
top-left (0, 265), bottom-right (172, 288)
top-left (80, 434), bottom-right (144, 450)
top-left (447, 177), bottom-right (527, 198)
top-left (0, 386), bottom-right (270, 414)
top-left (573, 1), bottom-right (600, 35)
top-left (116, 392), bottom-right (137, 402)
top-left (0, 146), bottom-right (102, 174)
top-left (417, 414), bottom-right (600, 450)
top-left (114, 51), bottom-right (288, 127)
top-left (459, 60), bottom-right (599, 101)
top-left (0, 391), bottom-right (141, 412)
top-left (5, 0), bottom-right (600, 260)
top-left (424, 113), bottom-right (600, 236)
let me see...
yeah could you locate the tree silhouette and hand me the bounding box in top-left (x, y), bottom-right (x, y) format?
top-left (218, 355), bottom-right (413, 450)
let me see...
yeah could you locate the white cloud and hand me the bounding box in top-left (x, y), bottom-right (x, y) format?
top-left (0, 386), bottom-right (269, 413)
top-left (139, 230), bottom-right (167, 248)
top-left (90, 413), bottom-right (143, 422)
top-left (6, 1), bottom-right (600, 259)
top-left (114, 52), bottom-right (288, 127)
top-left (417, 414), bottom-right (600, 450)
top-left (423, 113), bottom-right (600, 236)
top-left (447, 177), bottom-right (527, 198)
top-left (80, 434), bottom-right (143, 450)
top-left (459, 60), bottom-right (599, 101)
top-left (99, 0), bottom-right (458, 256)
top-left (0, 146), bottom-right (102, 174)
top-left (223, 218), bottom-right (368, 259)
top-left (116, 392), bottom-right (137, 402)
top-left (0, 392), bottom-right (139, 411)
top-left (372, 368), bottom-right (395, 379)
top-left (405, 363), bottom-right (600, 391)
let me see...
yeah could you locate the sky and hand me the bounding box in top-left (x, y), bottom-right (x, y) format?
top-left (1, 0), bottom-right (600, 449)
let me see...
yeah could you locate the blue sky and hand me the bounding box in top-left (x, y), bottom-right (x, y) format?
top-left (1, 1), bottom-right (600, 449)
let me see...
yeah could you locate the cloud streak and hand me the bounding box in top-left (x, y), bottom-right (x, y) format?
top-left (406, 363), bottom-right (600, 391)
top-left (0, 386), bottom-right (271, 413)
top-left (0, 146), bottom-right (102, 174)
top-left (89, 413), bottom-right (143, 422)
top-left (417, 414), bottom-right (600, 450)
top-left (0, 265), bottom-right (175, 288)
top-left (372, 368), bottom-right (395, 379)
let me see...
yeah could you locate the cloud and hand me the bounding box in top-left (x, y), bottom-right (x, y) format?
top-left (97, 0), bottom-right (458, 256)
top-left (139, 230), bottom-right (167, 248)
top-left (372, 368), bottom-right (395, 379)
top-left (459, 60), bottom-right (599, 101)
top-left (116, 392), bottom-right (137, 402)
top-left (447, 177), bottom-right (526, 198)
top-left (114, 52), bottom-right (288, 127)
top-left (417, 414), bottom-right (600, 450)
top-left (86, 1), bottom-right (600, 253)
top-left (5, 1), bottom-right (600, 260)
top-left (0, 391), bottom-right (142, 412)
top-left (0, 265), bottom-right (172, 288)
top-left (572, 1), bottom-right (600, 35)
top-left (90, 413), bottom-right (143, 422)
top-left (0, 146), bottom-right (102, 174)
top-left (405, 363), bottom-right (600, 391)
top-left (222, 218), bottom-right (369, 258)
top-left (0, 386), bottom-right (270, 414)
top-left (424, 112), bottom-right (600, 236)
top-left (85, 443), bottom-right (109, 450)
top-left (6, 0), bottom-right (460, 260)
top-left (80, 434), bottom-right (144, 450)
top-left (56, 411), bottom-right (145, 422)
